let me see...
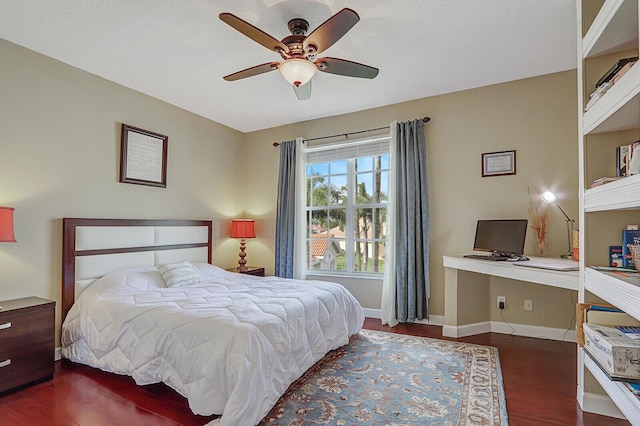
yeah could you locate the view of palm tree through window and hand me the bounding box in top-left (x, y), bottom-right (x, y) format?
top-left (306, 154), bottom-right (389, 274)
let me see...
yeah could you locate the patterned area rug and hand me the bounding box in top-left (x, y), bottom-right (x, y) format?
top-left (259, 329), bottom-right (508, 425)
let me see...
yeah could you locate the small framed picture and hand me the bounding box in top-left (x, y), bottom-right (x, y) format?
top-left (482, 150), bottom-right (516, 177)
top-left (119, 124), bottom-right (168, 187)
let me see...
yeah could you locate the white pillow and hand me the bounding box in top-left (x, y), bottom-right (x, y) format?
top-left (157, 261), bottom-right (201, 287)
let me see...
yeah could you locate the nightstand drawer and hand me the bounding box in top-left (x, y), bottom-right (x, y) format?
top-left (0, 341), bottom-right (54, 393)
top-left (0, 308), bottom-right (54, 352)
top-left (0, 297), bottom-right (55, 394)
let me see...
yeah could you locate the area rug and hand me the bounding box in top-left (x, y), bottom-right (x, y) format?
top-left (259, 329), bottom-right (508, 425)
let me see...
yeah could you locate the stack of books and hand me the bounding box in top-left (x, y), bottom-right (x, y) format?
top-left (616, 140), bottom-right (640, 177)
top-left (586, 57), bottom-right (639, 111)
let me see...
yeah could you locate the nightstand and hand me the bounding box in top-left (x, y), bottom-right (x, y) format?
top-left (0, 297), bottom-right (55, 394)
top-left (226, 266), bottom-right (265, 277)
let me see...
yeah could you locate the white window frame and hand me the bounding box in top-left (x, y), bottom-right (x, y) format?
top-left (304, 135), bottom-right (390, 278)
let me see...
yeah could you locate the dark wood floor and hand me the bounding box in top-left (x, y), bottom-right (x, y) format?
top-left (0, 319), bottom-right (631, 425)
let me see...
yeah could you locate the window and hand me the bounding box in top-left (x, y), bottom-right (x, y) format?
top-left (304, 136), bottom-right (389, 275)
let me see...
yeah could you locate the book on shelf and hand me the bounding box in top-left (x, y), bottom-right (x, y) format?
top-left (591, 176), bottom-right (624, 187)
top-left (617, 145), bottom-right (630, 177)
top-left (610, 246), bottom-right (623, 267)
top-left (631, 141), bottom-right (640, 176)
top-left (618, 141), bottom-right (640, 177)
top-left (586, 307), bottom-right (639, 327)
top-left (596, 57), bottom-right (639, 88)
top-left (624, 381), bottom-right (640, 398)
top-left (617, 326), bottom-right (640, 340)
top-left (622, 229), bottom-right (640, 268)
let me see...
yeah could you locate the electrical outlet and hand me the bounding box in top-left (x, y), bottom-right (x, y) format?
top-left (524, 299), bottom-right (533, 311)
top-left (497, 296), bottom-right (506, 309)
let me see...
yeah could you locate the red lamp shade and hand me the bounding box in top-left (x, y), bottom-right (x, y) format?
top-left (0, 206), bottom-right (16, 243)
top-left (230, 219), bottom-right (255, 272)
top-left (230, 219), bottom-right (256, 239)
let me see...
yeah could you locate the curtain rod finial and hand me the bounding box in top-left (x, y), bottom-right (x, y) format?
top-left (423, 117), bottom-right (431, 123)
top-left (273, 142), bottom-right (280, 147)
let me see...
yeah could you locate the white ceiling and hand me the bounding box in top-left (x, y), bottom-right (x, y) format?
top-left (0, 1), bottom-right (577, 133)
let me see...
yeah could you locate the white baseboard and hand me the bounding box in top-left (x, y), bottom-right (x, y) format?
top-left (366, 308), bottom-right (575, 342)
top-left (443, 321), bottom-right (492, 338)
top-left (363, 308), bottom-right (381, 319)
top-left (491, 321), bottom-right (576, 342)
top-left (443, 320), bottom-right (576, 342)
top-left (55, 347), bottom-right (61, 361)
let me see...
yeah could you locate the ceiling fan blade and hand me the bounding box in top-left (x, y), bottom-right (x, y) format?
top-left (303, 8), bottom-right (359, 55)
top-left (223, 62), bottom-right (279, 81)
top-left (315, 57), bottom-right (379, 79)
top-left (293, 81), bottom-right (312, 101)
top-left (219, 13), bottom-right (290, 54)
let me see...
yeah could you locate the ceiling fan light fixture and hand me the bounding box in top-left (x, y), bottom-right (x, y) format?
top-left (278, 59), bottom-right (317, 87)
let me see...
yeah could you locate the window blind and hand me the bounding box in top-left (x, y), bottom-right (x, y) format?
top-left (306, 135), bottom-right (390, 163)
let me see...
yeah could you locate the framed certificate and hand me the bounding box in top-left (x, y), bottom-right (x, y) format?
top-left (482, 150), bottom-right (516, 177)
top-left (119, 124), bottom-right (168, 187)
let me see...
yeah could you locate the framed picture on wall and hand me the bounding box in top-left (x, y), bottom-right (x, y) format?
top-left (482, 150), bottom-right (516, 177)
top-left (119, 123), bottom-right (168, 187)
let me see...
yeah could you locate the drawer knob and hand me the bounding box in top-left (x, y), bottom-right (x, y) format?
top-left (0, 322), bottom-right (10, 330)
top-left (0, 359), bottom-right (10, 368)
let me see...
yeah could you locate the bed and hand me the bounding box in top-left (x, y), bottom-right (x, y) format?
top-left (60, 218), bottom-right (364, 426)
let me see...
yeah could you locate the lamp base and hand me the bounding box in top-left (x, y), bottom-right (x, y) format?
top-left (237, 239), bottom-right (248, 272)
top-left (560, 254), bottom-right (573, 259)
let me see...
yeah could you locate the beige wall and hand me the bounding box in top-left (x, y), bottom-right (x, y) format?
top-left (0, 36), bottom-right (579, 340)
top-left (244, 70), bottom-right (579, 328)
top-left (0, 39), bottom-right (246, 343)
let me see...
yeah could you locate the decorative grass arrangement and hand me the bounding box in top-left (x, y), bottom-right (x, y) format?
top-left (528, 187), bottom-right (548, 256)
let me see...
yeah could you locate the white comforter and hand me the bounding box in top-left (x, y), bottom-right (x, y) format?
top-left (61, 263), bottom-right (364, 426)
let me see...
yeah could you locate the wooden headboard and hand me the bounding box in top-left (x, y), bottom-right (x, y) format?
top-left (62, 218), bottom-right (212, 321)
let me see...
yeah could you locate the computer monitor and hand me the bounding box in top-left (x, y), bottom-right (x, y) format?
top-left (472, 219), bottom-right (528, 257)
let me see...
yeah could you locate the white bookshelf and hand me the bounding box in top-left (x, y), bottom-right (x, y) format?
top-left (584, 268), bottom-right (640, 318)
top-left (585, 174), bottom-right (640, 211)
top-left (584, 349), bottom-right (640, 424)
top-left (583, 60), bottom-right (640, 134)
top-left (583, 0), bottom-right (638, 58)
top-left (578, 0), bottom-right (640, 423)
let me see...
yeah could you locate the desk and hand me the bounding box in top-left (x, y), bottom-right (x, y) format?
top-left (443, 255), bottom-right (579, 338)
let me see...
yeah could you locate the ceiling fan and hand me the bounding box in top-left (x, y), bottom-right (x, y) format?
top-left (219, 8), bottom-right (379, 100)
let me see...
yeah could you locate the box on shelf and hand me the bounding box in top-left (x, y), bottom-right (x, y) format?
top-left (583, 323), bottom-right (640, 380)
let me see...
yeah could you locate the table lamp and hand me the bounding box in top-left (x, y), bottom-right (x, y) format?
top-left (0, 206), bottom-right (16, 243)
top-left (230, 219), bottom-right (256, 272)
top-left (541, 191), bottom-right (573, 259)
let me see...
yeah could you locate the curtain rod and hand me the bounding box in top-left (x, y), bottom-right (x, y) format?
top-left (272, 116), bottom-right (431, 147)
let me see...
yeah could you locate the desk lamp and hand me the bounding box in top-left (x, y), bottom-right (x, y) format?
top-left (541, 191), bottom-right (573, 259)
top-left (230, 219), bottom-right (256, 272)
